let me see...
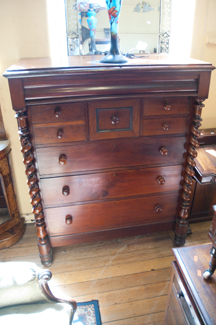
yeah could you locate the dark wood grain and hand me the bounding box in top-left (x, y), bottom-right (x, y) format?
top-left (45, 192), bottom-right (179, 237)
top-left (89, 99), bottom-right (140, 140)
top-left (172, 244), bottom-right (216, 325)
top-left (4, 56), bottom-right (214, 264)
top-left (30, 102), bottom-right (85, 124)
top-left (40, 165), bottom-right (182, 207)
top-left (195, 145), bottom-right (216, 179)
top-left (33, 124), bottom-right (86, 144)
top-left (36, 136), bottom-right (186, 176)
top-left (142, 117), bottom-right (188, 136)
top-left (143, 97), bottom-right (190, 116)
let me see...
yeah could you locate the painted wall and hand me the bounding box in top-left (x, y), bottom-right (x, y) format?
top-left (0, 0), bottom-right (215, 217)
top-left (0, 0), bottom-right (50, 216)
top-left (190, 0), bottom-right (216, 128)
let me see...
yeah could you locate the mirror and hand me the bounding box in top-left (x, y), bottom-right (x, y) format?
top-left (65, 0), bottom-right (171, 56)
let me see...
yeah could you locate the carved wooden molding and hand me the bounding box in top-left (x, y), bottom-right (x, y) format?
top-left (15, 109), bottom-right (53, 266)
top-left (175, 99), bottom-right (205, 245)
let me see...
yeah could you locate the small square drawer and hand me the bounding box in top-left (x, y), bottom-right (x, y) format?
top-left (29, 102), bottom-right (86, 145)
top-left (143, 97), bottom-right (190, 116)
top-left (89, 99), bottom-right (140, 140)
top-left (142, 117), bottom-right (188, 136)
top-left (30, 102), bottom-right (85, 124)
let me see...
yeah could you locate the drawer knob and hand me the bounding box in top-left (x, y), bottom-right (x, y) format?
top-left (177, 292), bottom-right (184, 298)
top-left (54, 106), bottom-right (61, 117)
top-left (164, 101), bottom-right (171, 111)
top-left (157, 176), bottom-right (166, 185)
top-left (111, 115), bottom-right (119, 125)
top-left (65, 214), bottom-right (73, 225)
top-left (62, 186), bottom-right (70, 196)
top-left (160, 147), bottom-right (168, 156)
top-left (155, 205), bottom-right (163, 213)
top-left (59, 154), bottom-right (67, 165)
top-left (57, 129), bottom-right (63, 139)
top-left (162, 122), bottom-right (170, 131)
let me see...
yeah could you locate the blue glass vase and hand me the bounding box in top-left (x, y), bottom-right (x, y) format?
top-left (100, 0), bottom-right (128, 63)
top-left (87, 6), bottom-right (97, 54)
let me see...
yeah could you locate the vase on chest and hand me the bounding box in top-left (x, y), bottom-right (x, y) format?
top-left (100, 0), bottom-right (128, 63)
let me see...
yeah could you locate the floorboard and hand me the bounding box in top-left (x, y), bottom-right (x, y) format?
top-left (0, 220), bottom-right (211, 324)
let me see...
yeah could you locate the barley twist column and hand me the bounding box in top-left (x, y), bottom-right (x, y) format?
top-left (174, 99), bottom-right (205, 246)
top-left (16, 109), bottom-right (53, 266)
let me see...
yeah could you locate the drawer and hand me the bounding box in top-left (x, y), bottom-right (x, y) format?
top-left (143, 97), bottom-right (190, 116)
top-left (89, 99), bottom-right (140, 140)
top-left (30, 102), bottom-right (85, 124)
top-left (41, 165), bottom-right (182, 207)
top-left (44, 192), bottom-right (179, 236)
top-left (142, 117), bottom-right (188, 136)
top-left (171, 261), bottom-right (201, 324)
top-left (36, 136), bottom-right (186, 176)
top-left (33, 124), bottom-right (86, 145)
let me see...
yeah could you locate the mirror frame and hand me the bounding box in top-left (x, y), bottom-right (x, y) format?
top-left (65, 0), bottom-right (171, 56)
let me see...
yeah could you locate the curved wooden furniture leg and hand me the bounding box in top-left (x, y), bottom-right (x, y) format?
top-left (203, 205), bottom-right (216, 279)
top-left (174, 99), bottom-right (205, 246)
top-left (16, 109), bottom-right (53, 266)
top-left (203, 246), bottom-right (216, 279)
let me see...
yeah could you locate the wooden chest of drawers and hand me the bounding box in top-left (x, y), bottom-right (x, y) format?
top-left (4, 55), bottom-right (214, 265)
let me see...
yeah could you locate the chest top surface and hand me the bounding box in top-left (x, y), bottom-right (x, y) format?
top-left (4, 55), bottom-right (214, 110)
top-left (173, 244), bottom-right (216, 325)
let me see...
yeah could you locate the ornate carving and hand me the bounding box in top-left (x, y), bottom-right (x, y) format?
top-left (38, 269), bottom-right (77, 319)
top-left (175, 99), bottom-right (205, 246)
top-left (15, 109), bottom-right (52, 266)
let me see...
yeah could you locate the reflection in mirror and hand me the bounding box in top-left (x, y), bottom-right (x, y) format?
top-left (65, 0), bottom-right (171, 56)
top-left (0, 175), bottom-right (10, 225)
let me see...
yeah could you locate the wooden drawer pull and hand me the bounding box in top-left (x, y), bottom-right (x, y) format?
top-left (62, 186), bottom-right (70, 196)
top-left (59, 154), bottom-right (67, 165)
top-left (65, 214), bottom-right (73, 225)
top-left (57, 128), bottom-right (63, 139)
top-left (157, 176), bottom-right (165, 185)
top-left (155, 205), bottom-right (163, 213)
top-left (54, 106), bottom-right (61, 117)
top-left (162, 122), bottom-right (170, 131)
top-left (111, 115), bottom-right (119, 125)
top-left (164, 101), bottom-right (171, 111)
top-left (160, 147), bottom-right (168, 156)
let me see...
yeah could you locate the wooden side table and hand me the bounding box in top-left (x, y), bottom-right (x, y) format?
top-left (0, 140), bottom-right (25, 249)
top-left (164, 244), bottom-right (216, 324)
top-left (189, 140), bottom-right (216, 223)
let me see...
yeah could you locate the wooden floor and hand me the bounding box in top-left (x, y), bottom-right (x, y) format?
top-left (0, 221), bottom-right (212, 324)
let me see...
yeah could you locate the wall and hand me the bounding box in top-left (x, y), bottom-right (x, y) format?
top-left (190, 0), bottom-right (216, 128)
top-left (0, 0), bottom-right (50, 217)
top-left (0, 0), bottom-right (215, 218)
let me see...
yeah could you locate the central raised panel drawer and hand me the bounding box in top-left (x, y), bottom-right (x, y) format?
top-left (89, 99), bottom-right (140, 140)
top-left (45, 192), bottom-right (179, 236)
top-left (41, 165), bottom-right (182, 207)
top-left (36, 136), bottom-right (186, 176)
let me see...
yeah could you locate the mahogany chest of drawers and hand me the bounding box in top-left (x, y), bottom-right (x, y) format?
top-left (4, 55), bottom-right (214, 265)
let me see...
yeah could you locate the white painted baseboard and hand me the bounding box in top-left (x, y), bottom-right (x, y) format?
top-left (22, 213), bottom-right (35, 223)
